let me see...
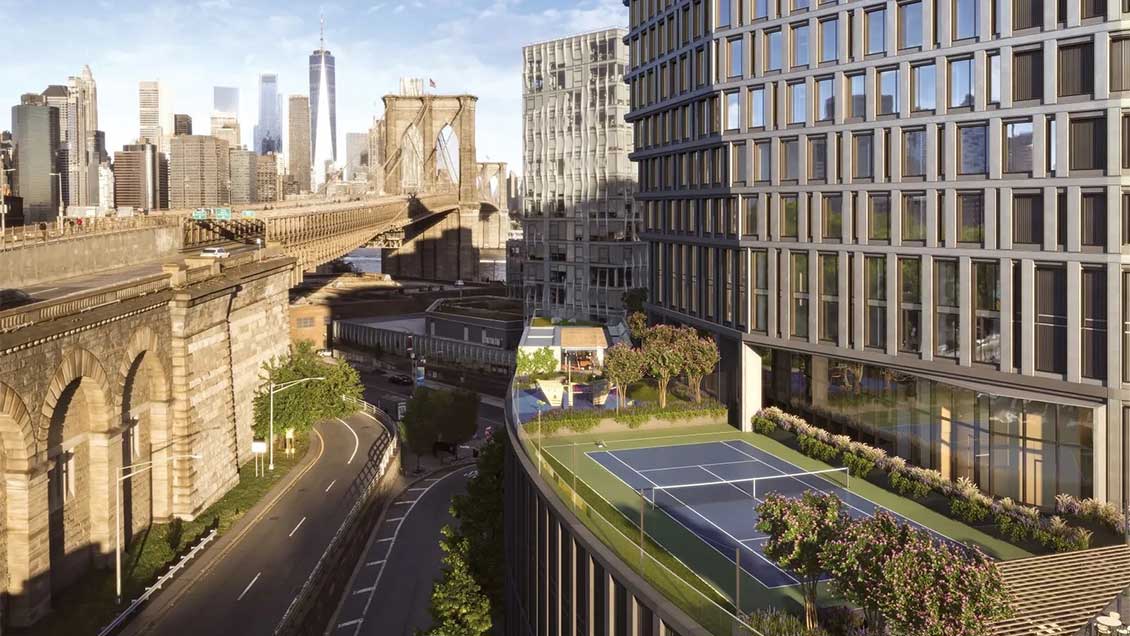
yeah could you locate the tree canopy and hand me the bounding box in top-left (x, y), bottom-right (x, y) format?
top-left (640, 324), bottom-right (686, 408)
top-left (419, 526), bottom-right (492, 636)
top-left (252, 341), bottom-right (363, 440)
top-left (449, 432), bottom-right (506, 608)
top-left (679, 328), bottom-right (720, 403)
top-left (601, 343), bottom-right (645, 413)
top-left (516, 347), bottom-right (558, 378)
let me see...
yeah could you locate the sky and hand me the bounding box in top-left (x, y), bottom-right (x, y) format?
top-left (0, 0), bottom-right (628, 176)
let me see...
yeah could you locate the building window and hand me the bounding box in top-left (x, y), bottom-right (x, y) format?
top-left (1112, 36), bottom-right (1130, 92)
top-left (750, 86), bottom-right (766, 127)
top-left (865, 255), bottom-right (887, 349)
top-left (1013, 192), bottom-right (1044, 244)
top-left (954, 0), bottom-right (978, 40)
top-left (782, 195), bottom-right (799, 237)
top-left (729, 37), bottom-right (744, 77)
top-left (899, 257), bottom-right (921, 352)
top-left (866, 8), bottom-right (887, 55)
top-left (767, 30), bottom-right (783, 71)
top-left (1013, 49), bottom-right (1043, 101)
top-left (1036, 265), bottom-right (1067, 374)
top-left (935, 259), bottom-right (960, 358)
top-left (912, 63), bottom-right (936, 111)
top-left (790, 82), bottom-right (808, 124)
top-left (904, 128), bottom-right (927, 176)
top-left (1082, 268), bottom-right (1107, 380)
top-left (1070, 116), bottom-right (1106, 171)
top-left (756, 141), bottom-right (771, 180)
top-left (732, 143), bottom-right (747, 185)
top-left (878, 68), bottom-right (898, 114)
top-left (1048, 118), bottom-right (1058, 173)
top-left (900, 2), bottom-right (923, 49)
top-left (793, 23), bottom-right (810, 67)
top-left (1082, 0), bottom-right (1106, 19)
top-left (1058, 42), bottom-right (1095, 97)
top-left (869, 193), bottom-right (891, 240)
top-left (820, 254), bottom-right (839, 342)
top-left (823, 194), bottom-right (843, 239)
top-left (792, 252), bottom-right (810, 338)
top-left (810, 136), bottom-right (828, 180)
top-left (815, 77), bottom-right (834, 121)
top-left (959, 192), bottom-right (985, 243)
top-left (973, 261), bottom-right (1001, 365)
top-left (753, 0), bottom-right (768, 19)
top-left (717, 0), bottom-right (731, 28)
top-left (753, 250), bottom-right (768, 332)
top-left (849, 74), bottom-right (866, 118)
top-left (1014, 0), bottom-right (1041, 30)
top-left (782, 138), bottom-right (800, 180)
top-left (903, 192), bottom-right (927, 241)
top-left (989, 53), bottom-right (1001, 104)
top-left (296, 317), bottom-right (315, 329)
top-left (725, 91), bottom-right (741, 130)
top-left (820, 17), bottom-right (838, 62)
top-left (1005, 120), bottom-right (1034, 174)
top-left (959, 124), bottom-right (988, 174)
top-left (950, 57), bottom-right (974, 107)
top-left (1082, 191), bottom-right (1107, 247)
top-left (853, 133), bottom-right (874, 178)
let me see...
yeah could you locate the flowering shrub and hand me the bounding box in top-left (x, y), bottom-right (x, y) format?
top-left (756, 406), bottom-right (1093, 553)
top-left (842, 453), bottom-right (876, 479)
top-left (752, 415), bottom-right (777, 435)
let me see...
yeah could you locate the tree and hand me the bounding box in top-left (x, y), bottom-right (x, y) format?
top-left (516, 347), bottom-right (558, 378)
top-left (640, 324), bottom-right (686, 408)
top-left (419, 526), bottom-right (493, 636)
top-left (878, 533), bottom-right (1011, 636)
top-left (436, 389), bottom-right (480, 448)
top-left (622, 288), bottom-right (648, 314)
top-left (252, 341), bottom-right (363, 440)
top-left (601, 343), bottom-right (645, 413)
top-left (820, 511), bottom-right (914, 630)
top-left (400, 388), bottom-right (440, 471)
top-left (756, 492), bottom-right (848, 629)
top-left (450, 432), bottom-right (506, 608)
top-left (627, 312), bottom-right (648, 344)
top-left (679, 328), bottom-right (720, 403)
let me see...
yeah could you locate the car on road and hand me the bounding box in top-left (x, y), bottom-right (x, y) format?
top-left (200, 247), bottom-right (231, 259)
top-left (389, 374), bottom-right (413, 386)
top-left (0, 289), bottom-right (32, 309)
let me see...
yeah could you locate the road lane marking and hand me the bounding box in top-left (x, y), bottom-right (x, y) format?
top-left (336, 417), bottom-right (360, 465)
top-left (345, 467), bottom-right (469, 636)
top-left (237, 572), bottom-right (261, 601)
top-left (337, 618), bottom-right (362, 629)
top-left (353, 586), bottom-right (375, 595)
top-left (407, 487), bottom-right (426, 492)
top-left (289, 516), bottom-right (307, 537)
top-left (325, 479), bottom-right (336, 493)
top-left (365, 559), bottom-right (385, 567)
top-left (386, 516), bottom-right (404, 522)
top-left (392, 499), bottom-right (415, 505)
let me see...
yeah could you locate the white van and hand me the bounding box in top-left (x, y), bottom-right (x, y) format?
top-left (200, 247), bottom-right (231, 259)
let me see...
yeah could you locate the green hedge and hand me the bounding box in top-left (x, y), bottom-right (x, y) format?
top-left (524, 401), bottom-right (726, 435)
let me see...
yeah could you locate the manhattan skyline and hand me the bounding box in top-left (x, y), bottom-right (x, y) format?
top-left (0, 0), bottom-right (626, 173)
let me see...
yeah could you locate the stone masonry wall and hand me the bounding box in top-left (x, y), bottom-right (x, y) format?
top-left (0, 224), bottom-right (181, 289)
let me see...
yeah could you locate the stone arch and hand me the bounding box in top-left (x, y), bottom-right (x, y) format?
top-left (401, 123), bottom-right (423, 193)
top-left (116, 328), bottom-right (171, 539)
top-left (435, 123), bottom-right (459, 187)
top-left (0, 384), bottom-right (38, 626)
top-left (41, 348), bottom-right (115, 593)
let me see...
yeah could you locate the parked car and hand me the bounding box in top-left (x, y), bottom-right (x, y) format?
top-left (389, 374), bottom-right (413, 386)
top-left (200, 247), bottom-right (231, 259)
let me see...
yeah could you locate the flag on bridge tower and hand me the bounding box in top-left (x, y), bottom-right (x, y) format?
top-left (429, 78), bottom-right (437, 88)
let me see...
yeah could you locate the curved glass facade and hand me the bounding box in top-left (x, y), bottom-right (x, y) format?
top-left (760, 348), bottom-right (1094, 507)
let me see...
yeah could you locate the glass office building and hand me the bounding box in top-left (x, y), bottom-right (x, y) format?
top-left (627, 0), bottom-right (1130, 507)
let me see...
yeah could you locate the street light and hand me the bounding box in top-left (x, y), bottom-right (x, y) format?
top-left (268, 377), bottom-right (325, 470)
top-left (49, 172), bottom-right (64, 231)
top-left (115, 454), bottom-right (201, 604)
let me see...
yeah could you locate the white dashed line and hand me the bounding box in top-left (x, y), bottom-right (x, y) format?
top-left (376, 537), bottom-right (394, 543)
top-left (386, 516), bottom-right (404, 523)
top-left (337, 618), bottom-right (362, 629)
top-left (393, 500), bottom-right (415, 506)
top-left (289, 516), bottom-right (306, 537)
top-left (237, 572), bottom-right (261, 601)
top-left (365, 559), bottom-right (385, 567)
top-left (353, 586), bottom-right (375, 595)
top-left (325, 479), bottom-right (337, 493)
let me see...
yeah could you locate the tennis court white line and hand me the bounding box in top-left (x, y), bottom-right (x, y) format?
top-left (604, 452), bottom-right (801, 587)
top-left (720, 440), bottom-right (960, 545)
top-left (638, 458), bottom-right (765, 474)
top-left (542, 430), bottom-right (731, 450)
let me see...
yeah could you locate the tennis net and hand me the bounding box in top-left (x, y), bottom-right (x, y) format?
top-left (642, 467), bottom-right (850, 508)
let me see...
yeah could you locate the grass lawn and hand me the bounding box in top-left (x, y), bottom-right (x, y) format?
top-left (23, 436), bottom-right (311, 636)
top-left (524, 422), bottom-right (1031, 633)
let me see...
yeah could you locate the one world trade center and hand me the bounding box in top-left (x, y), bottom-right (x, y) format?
top-left (309, 15), bottom-right (337, 186)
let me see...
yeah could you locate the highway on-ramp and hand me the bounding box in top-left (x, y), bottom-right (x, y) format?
top-left (120, 412), bottom-right (385, 636)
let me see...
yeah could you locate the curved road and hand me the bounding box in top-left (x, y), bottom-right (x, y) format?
top-left (333, 466), bottom-right (472, 635)
top-left (121, 412), bottom-right (385, 636)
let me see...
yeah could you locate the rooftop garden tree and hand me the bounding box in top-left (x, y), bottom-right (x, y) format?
top-left (820, 511), bottom-right (914, 631)
top-left (622, 288), bottom-right (648, 314)
top-left (641, 324), bottom-right (686, 409)
top-left (253, 340), bottom-right (363, 440)
top-left (627, 312), bottom-right (648, 345)
top-left (602, 343), bottom-right (646, 413)
top-left (679, 328), bottom-right (720, 403)
top-left (516, 346), bottom-right (558, 379)
top-left (756, 492), bottom-right (848, 629)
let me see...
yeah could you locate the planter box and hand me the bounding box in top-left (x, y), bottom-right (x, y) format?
top-left (537, 379), bottom-right (567, 407)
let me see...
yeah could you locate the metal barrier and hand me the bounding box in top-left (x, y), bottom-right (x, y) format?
top-left (97, 528), bottom-right (218, 636)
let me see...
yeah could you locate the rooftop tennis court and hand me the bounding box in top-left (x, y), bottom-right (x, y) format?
top-left (589, 439), bottom-right (951, 589)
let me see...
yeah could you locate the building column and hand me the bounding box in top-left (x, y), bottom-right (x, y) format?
top-left (5, 468), bottom-right (51, 626)
top-left (88, 430), bottom-right (123, 563)
top-left (739, 342), bottom-right (763, 432)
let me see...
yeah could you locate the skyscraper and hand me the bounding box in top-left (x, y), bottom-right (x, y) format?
top-left (228, 147), bottom-right (257, 205)
top-left (521, 29), bottom-right (643, 321)
top-left (64, 65), bottom-right (100, 207)
top-left (345, 132), bottom-right (368, 182)
top-left (138, 81), bottom-right (171, 155)
top-left (169, 135), bottom-right (229, 208)
top-left (174, 114), bottom-right (192, 136)
top-left (213, 86), bottom-right (239, 115)
top-left (256, 153), bottom-right (282, 203)
top-left (210, 113), bottom-right (240, 149)
top-left (40, 85), bottom-right (70, 205)
top-left (11, 94), bottom-right (60, 223)
top-left (288, 95), bottom-right (312, 193)
top-left (309, 15), bottom-right (337, 183)
top-left (113, 143), bottom-right (162, 211)
top-left (254, 74), bottom-right (282, 155)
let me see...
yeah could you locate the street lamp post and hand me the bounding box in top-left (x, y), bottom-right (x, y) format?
top-left (116, 454), bottom-right (201, 604)
top-left (268, 376), bottom-right (325, 470)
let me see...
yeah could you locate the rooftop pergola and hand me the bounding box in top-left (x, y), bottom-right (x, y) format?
top-left (991, 545), bottom-right (1130, 636)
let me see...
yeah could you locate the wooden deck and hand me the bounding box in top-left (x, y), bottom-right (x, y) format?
top-left (991, 545), bottom-right (1130, 636)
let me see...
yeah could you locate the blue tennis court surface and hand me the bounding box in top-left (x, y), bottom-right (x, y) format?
top-left (588, 439), bottom-right (949, 589)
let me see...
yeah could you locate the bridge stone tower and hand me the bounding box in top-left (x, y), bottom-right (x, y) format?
top-left (382, 94), bottom-right (478, 203)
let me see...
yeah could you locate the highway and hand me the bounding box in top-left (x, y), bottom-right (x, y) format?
top-left (359, 369), bottom-right (506, 439)
top-left (332, 465), bottom-right (473, 636)
top-left (120, 412), bottom-right (386, 636)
